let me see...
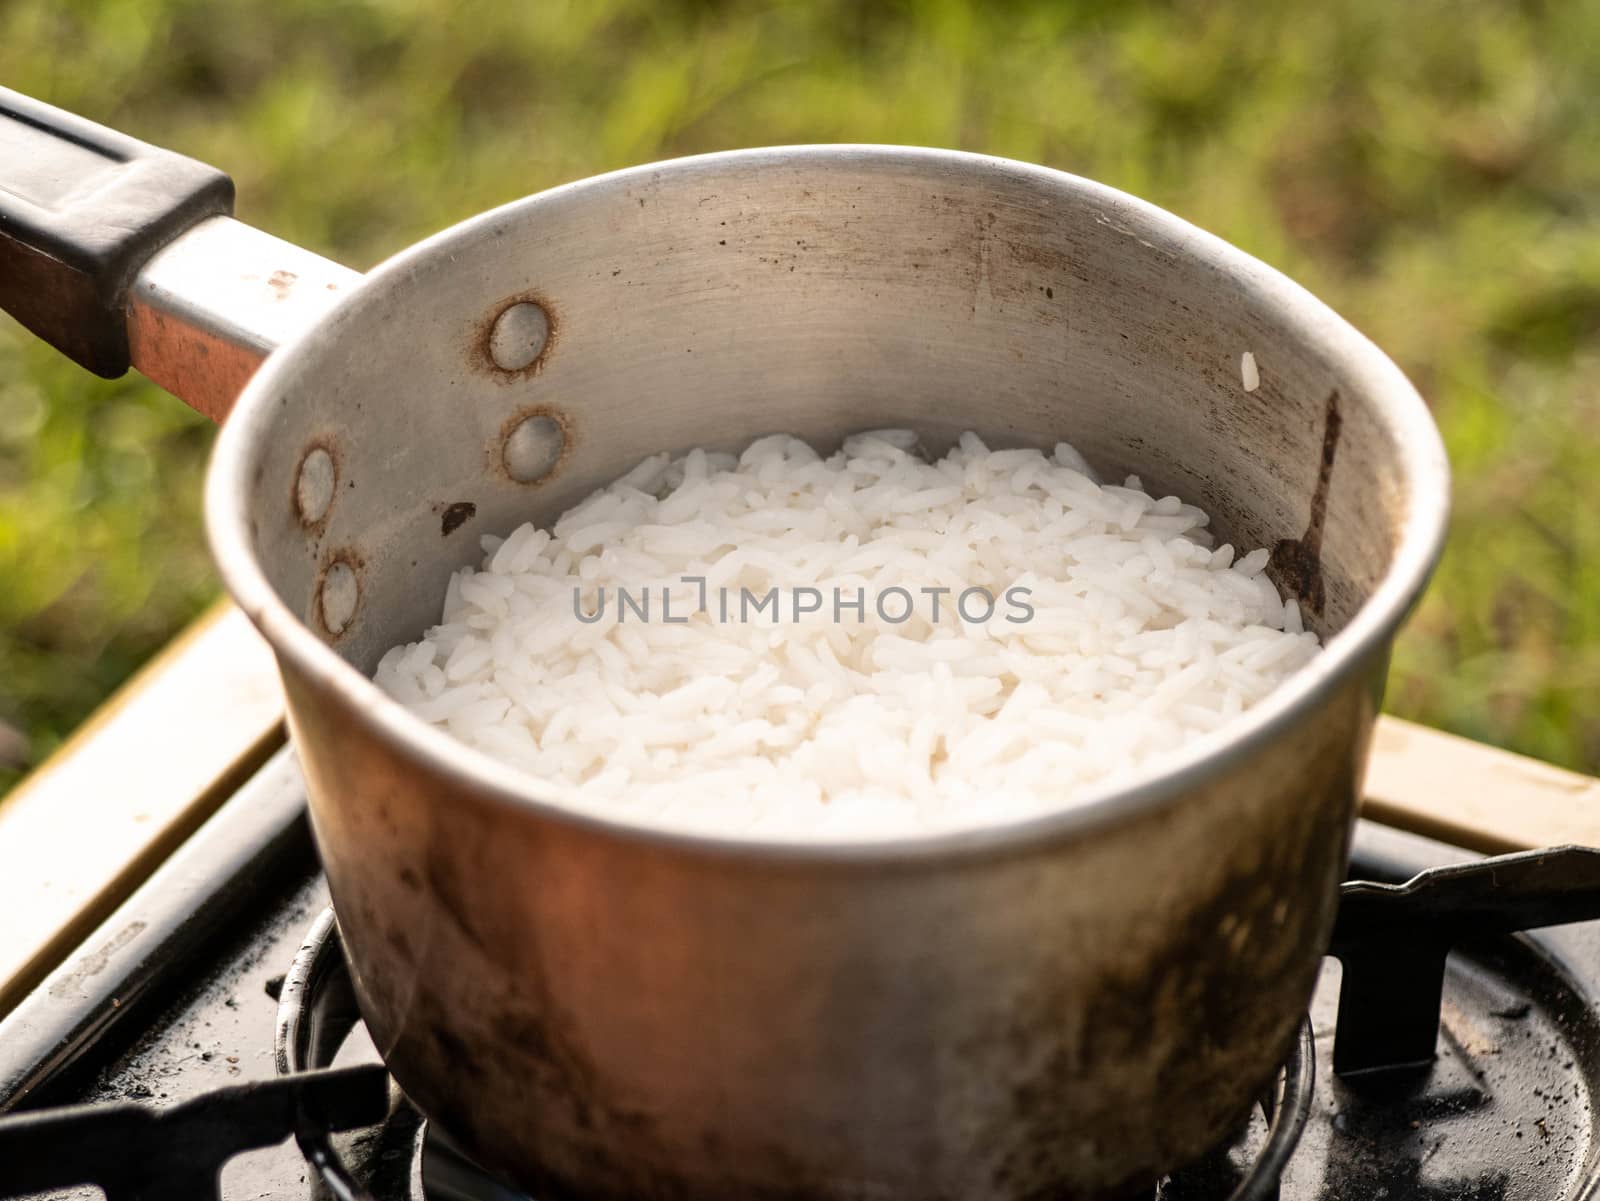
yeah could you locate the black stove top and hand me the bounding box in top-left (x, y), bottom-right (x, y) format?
top-left (3, 749), bottom-right (1600, 1200)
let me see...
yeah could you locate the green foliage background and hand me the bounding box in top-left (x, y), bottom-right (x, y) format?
top-left (2, 0), bottom-right (1598, 794)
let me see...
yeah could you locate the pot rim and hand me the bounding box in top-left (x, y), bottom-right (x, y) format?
top-left (206, 144), bottom-right (1451, 862)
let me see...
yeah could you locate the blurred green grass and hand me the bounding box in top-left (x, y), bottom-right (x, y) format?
top-left (2, 0), bottom-right (1598, 794)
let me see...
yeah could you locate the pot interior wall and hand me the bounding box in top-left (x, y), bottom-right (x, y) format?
top-left (242, 150), bottom-right (1413, 675)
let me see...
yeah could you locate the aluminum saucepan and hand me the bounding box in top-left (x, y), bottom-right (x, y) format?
top-left (0, 86), bottom-right (1448, 1199)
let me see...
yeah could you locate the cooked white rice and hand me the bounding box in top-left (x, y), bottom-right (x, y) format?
top-left (1241, 351), bottom-right (1260, 392)
top-left (374, 431), bottom-right (1320, 839)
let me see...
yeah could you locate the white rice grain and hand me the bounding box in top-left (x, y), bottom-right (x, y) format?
top-left (1241, 351), bottom-right (1260, 392)
top-left (375, 432), bottom-right (1320, 839)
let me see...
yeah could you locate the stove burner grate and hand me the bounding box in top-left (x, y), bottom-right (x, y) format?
top-left (0, 1060), bottom-right (386, 1200)
top-left (1329, 845), bottom-right (1600, 1076)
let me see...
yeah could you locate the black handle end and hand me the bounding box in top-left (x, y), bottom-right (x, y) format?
top-left (0, 88), bottom-right (235, 377)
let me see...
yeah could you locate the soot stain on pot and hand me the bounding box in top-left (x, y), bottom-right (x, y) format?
top-left (472, 291), bottom-right (559, 380)
top-left (385, 926), bottom-right (413, 962)
top-left (408, 832), bottom-right (669, 1181)
top-left (993, 891), bottom-right (1276, 1197)
top-left (1270, 390), bottom-right (1343, 617)
top-left (424, 841), bottom-right (488, 952)
top-left (488, 1008), bottom-right (621, 1136)
top-left (429, 1018), bottom-right (487, 1082)
top-left (429, 1000), bottom-right (671, 1195)
top-left (991, 829), bottom-right (1340, 1197)
top-left (437, 500), bottom-right (477, 537)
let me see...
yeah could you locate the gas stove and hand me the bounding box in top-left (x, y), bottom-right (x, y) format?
top-left (3, 747), bottom-right (1600, 1200)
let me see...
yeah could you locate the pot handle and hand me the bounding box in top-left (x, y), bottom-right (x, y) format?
top-left (0, 86), bottom-right (234, 378)
top-left (0, 86), bottom-right (361, 422)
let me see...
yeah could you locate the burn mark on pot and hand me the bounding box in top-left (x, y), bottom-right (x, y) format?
top-left (429, 1021), bottom-right (486, 1080)
top-left (424, 843), bottom-right (488, 952)
top-left (267, 269), bottom-right (297, 298)
top-left (386, 926), bottom-right (413, 962)
top-left (489, 1008), bottom-right (610, 1133)
top-left (471, 291), bottom-right (558, 380)
top-left (986, 782), bottom-right (1349, 1199)
top-left (1271, 390), bottom-right (1343, 617)
top-left (460, 937), bottom-right (663, 1169)
top-left (438, 500), bottom-right (477, 537)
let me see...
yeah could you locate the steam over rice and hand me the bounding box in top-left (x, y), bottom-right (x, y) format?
top-left (375, 431), bottom-right (1320, 839)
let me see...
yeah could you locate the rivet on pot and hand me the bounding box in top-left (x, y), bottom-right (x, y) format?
top-left (503, 414), bottom-right (565, 484)
top-left (320, 561), bottom-right (360, 635)
top-left (295, 446), bottom-right (336, 526)
top-left (488, 302), bottom-right (550, 372)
